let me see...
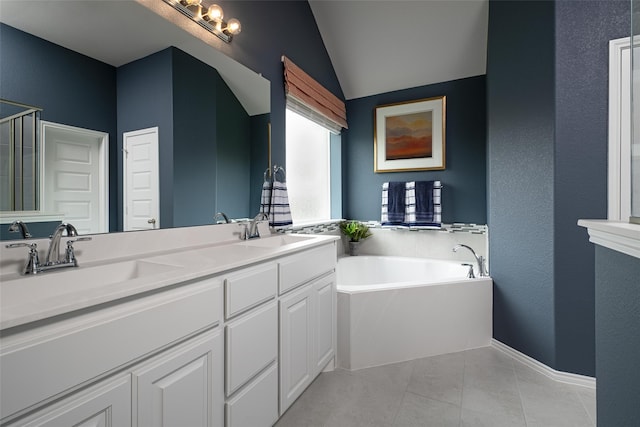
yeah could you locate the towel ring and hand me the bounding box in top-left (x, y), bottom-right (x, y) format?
top-left (264, 165), bottom-right (286, 182)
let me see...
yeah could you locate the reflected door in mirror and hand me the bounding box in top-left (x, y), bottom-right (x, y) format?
top-left (123, 127), bottom-right (159, 231)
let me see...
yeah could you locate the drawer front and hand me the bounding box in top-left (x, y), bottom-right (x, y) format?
top-left (225, 301), bottom-right (278, 395)
top-left (279, 243), bottom-right (336, 295)
top-left (1, 278), bottom-right (222, 420)
top-left (225, 363), bottom-right (278, 427)
top-left (225, 263), bottom-right (277, 319)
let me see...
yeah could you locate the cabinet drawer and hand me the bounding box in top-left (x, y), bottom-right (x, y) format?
top-left (279, 243), bottom-right (336, 295)
top-left (225, 301), bottom-right (278, 395)
top-left (225, 363), bottom-right (278, 427)
top-left (225, 263), bottom-right (277, 319)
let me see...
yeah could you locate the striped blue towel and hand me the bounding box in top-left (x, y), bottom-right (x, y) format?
top-left (406, 180), bottom-right (441, 227)
top-left (260, 180), bottom-right (293, 229)
top-left (382, 181), bottom-right (442, 227)
top-left (381, 182), bottom-right (406, 225)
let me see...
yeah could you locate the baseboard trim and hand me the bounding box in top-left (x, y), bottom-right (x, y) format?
top-left (491, 339), bottom-right (596, 389)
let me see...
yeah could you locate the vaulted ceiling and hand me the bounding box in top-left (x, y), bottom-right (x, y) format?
top-left (0, 0), bottom-right (489, 104)
top-left (309, 0), bottom-right (489, 100)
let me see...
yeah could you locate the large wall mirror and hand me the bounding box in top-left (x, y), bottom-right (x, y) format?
top-left (0, 0), bottom-right (270, 237)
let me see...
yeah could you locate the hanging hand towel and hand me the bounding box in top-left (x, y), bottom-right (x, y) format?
top-left (381, 181), bottom-right (406, 225)
top-left (260, 181), bottom-right (273, 218)
top-left (412, 180), bottom-right (441, 227)
top-left (267, 179), bottom-right (293, 229)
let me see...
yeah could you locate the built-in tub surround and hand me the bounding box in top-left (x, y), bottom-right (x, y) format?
top-left (349, 224), bottom-right (488, 267)
top-left (336, 256), bottom-right (492, 370)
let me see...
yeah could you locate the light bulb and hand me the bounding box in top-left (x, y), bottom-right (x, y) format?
top-left (226, 18), bottom-right (241, 35)
top-left (206, 4), bottom-right (223, 22)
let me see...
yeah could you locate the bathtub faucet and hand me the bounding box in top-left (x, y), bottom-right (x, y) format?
top-left (452, 244), bottom-right (488, 277)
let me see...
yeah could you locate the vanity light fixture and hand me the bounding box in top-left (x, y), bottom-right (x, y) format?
top-left (162, 0), bottom-right (241, 43)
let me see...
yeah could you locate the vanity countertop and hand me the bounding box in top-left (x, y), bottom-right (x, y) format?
top-left (0, 232), bottom-right (339, 331)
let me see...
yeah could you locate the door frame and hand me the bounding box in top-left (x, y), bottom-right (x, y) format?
top-left (40, 120), bottom-right (109, 232)
top-left (608, 37), bottom-right (635, 221)
top-left (122, 127), bottom-right (160, 231)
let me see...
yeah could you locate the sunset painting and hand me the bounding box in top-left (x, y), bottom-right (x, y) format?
top-left (374, 95), bottom-right (445, 173)
top-left (385, 111), bottom-right (433, 160)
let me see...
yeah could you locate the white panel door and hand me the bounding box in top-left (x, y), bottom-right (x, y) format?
top-left (42, 122), bottom-right (108, 234)
top-left (123, 127), bottom-right (159, 231)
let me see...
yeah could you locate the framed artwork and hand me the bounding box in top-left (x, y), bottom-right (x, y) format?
top-left (374, 96), bottom-right (446, 172)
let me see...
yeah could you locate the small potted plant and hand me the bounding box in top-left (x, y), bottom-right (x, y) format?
top-left (339, 220), bottom-right (372, 256)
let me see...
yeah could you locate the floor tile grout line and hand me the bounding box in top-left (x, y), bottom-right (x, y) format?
top-left (512, 362), bottom-right (532, 427)
top-left (573, 387), bottom-right (596, 426)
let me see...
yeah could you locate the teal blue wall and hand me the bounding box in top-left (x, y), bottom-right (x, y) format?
top-left (595, 247), bottom-right (640, 426)
top-left (488, 0), bottom-right (557, 372)
top-left (0, 24), bottom-right (118, 232)
top-left (344, 76), bottom-right (487, 223)
top-left (488, 0), bottom-right (629, 377)
top-left (118, 47), bottom-right (252, 228)
top-left (116, 48), bottom-right (175, 228)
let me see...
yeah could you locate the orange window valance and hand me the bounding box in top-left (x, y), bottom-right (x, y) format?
top-left (282, 55), bottom-right (348, 133)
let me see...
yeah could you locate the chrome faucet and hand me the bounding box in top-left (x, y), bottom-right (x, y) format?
top-left (213, 212), bottom-right (231, 224)
top-left (8, 220), bottom-right (32, 239)
top-left (453, 244), bottom-right (488, 277)
top-left (6, 222), bottom-right (92, 275)
top-left (247, 212), bottom-right (268, 239)
top-left (46, 223), bottom-right (79, 265)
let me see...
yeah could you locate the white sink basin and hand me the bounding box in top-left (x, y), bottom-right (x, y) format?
top-left (236, 234), bottom-right (315, 248)
top-left (1, 259), bottom-right (183, 302)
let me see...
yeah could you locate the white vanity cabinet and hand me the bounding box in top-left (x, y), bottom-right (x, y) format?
top-left (0, 235), bottom-right (339, 427)
top-left (278, 244), bottom-right (337, 415)
top-left (0, 277), bottom-right (224, 427)
top-left (223, 263), bottom-right (279, 427)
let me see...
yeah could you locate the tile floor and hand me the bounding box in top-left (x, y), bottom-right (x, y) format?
top-left (275, 347), bottom-right (596, 427)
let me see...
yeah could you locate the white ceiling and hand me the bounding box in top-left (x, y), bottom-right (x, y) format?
top-left (309, 0), bottom-right (489, 100)
top-left (0, 0), bottom-right (270, 115)
top-left (1, 1), bottom-right (488, 106)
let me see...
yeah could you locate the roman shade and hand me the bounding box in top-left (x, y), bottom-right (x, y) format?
top-left (282, 55), bottom-right (348, 134)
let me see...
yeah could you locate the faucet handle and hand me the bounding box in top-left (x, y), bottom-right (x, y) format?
top-left (461, 263), bottom-right (476, 279)
top-left (66, 237), bottom-right (92, 244)
top-left (6, 242), bottom-right (37, 249)
top-left (235, 223), bottom-right (249, 240)
top-left (65, 237), bottom-right (92, 265)
top-left (6, 242), bottom-right (40, 274)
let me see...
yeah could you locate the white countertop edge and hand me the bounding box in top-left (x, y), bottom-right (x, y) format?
top-left (578, 219), bottom-right (640, 260)
top-left (0, 234), bottom-right (340, 330)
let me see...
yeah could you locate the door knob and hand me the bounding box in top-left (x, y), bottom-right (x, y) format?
top-left (147, 218), bottom-right (157, 229)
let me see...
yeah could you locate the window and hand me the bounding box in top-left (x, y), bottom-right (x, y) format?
top-left (285, 109), bottom-right (331, 223)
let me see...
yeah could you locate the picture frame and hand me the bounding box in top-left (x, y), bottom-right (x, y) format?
top-left (374, 96), bottom-right (446, 172)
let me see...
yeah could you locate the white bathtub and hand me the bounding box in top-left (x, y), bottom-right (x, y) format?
top-left (336, 256), bottom-right (492, 370)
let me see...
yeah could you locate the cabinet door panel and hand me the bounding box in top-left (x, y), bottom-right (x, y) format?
top-left (10, 375), bottom-right (131, 427)
top-left (134, 329), bottom-right (223, 427)
top-left (225, 302), bottom-right (278, 395)
top-left (279, 285), bottom-right (313, 414)
top-left (314, 274), bottom-right (336, 373)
